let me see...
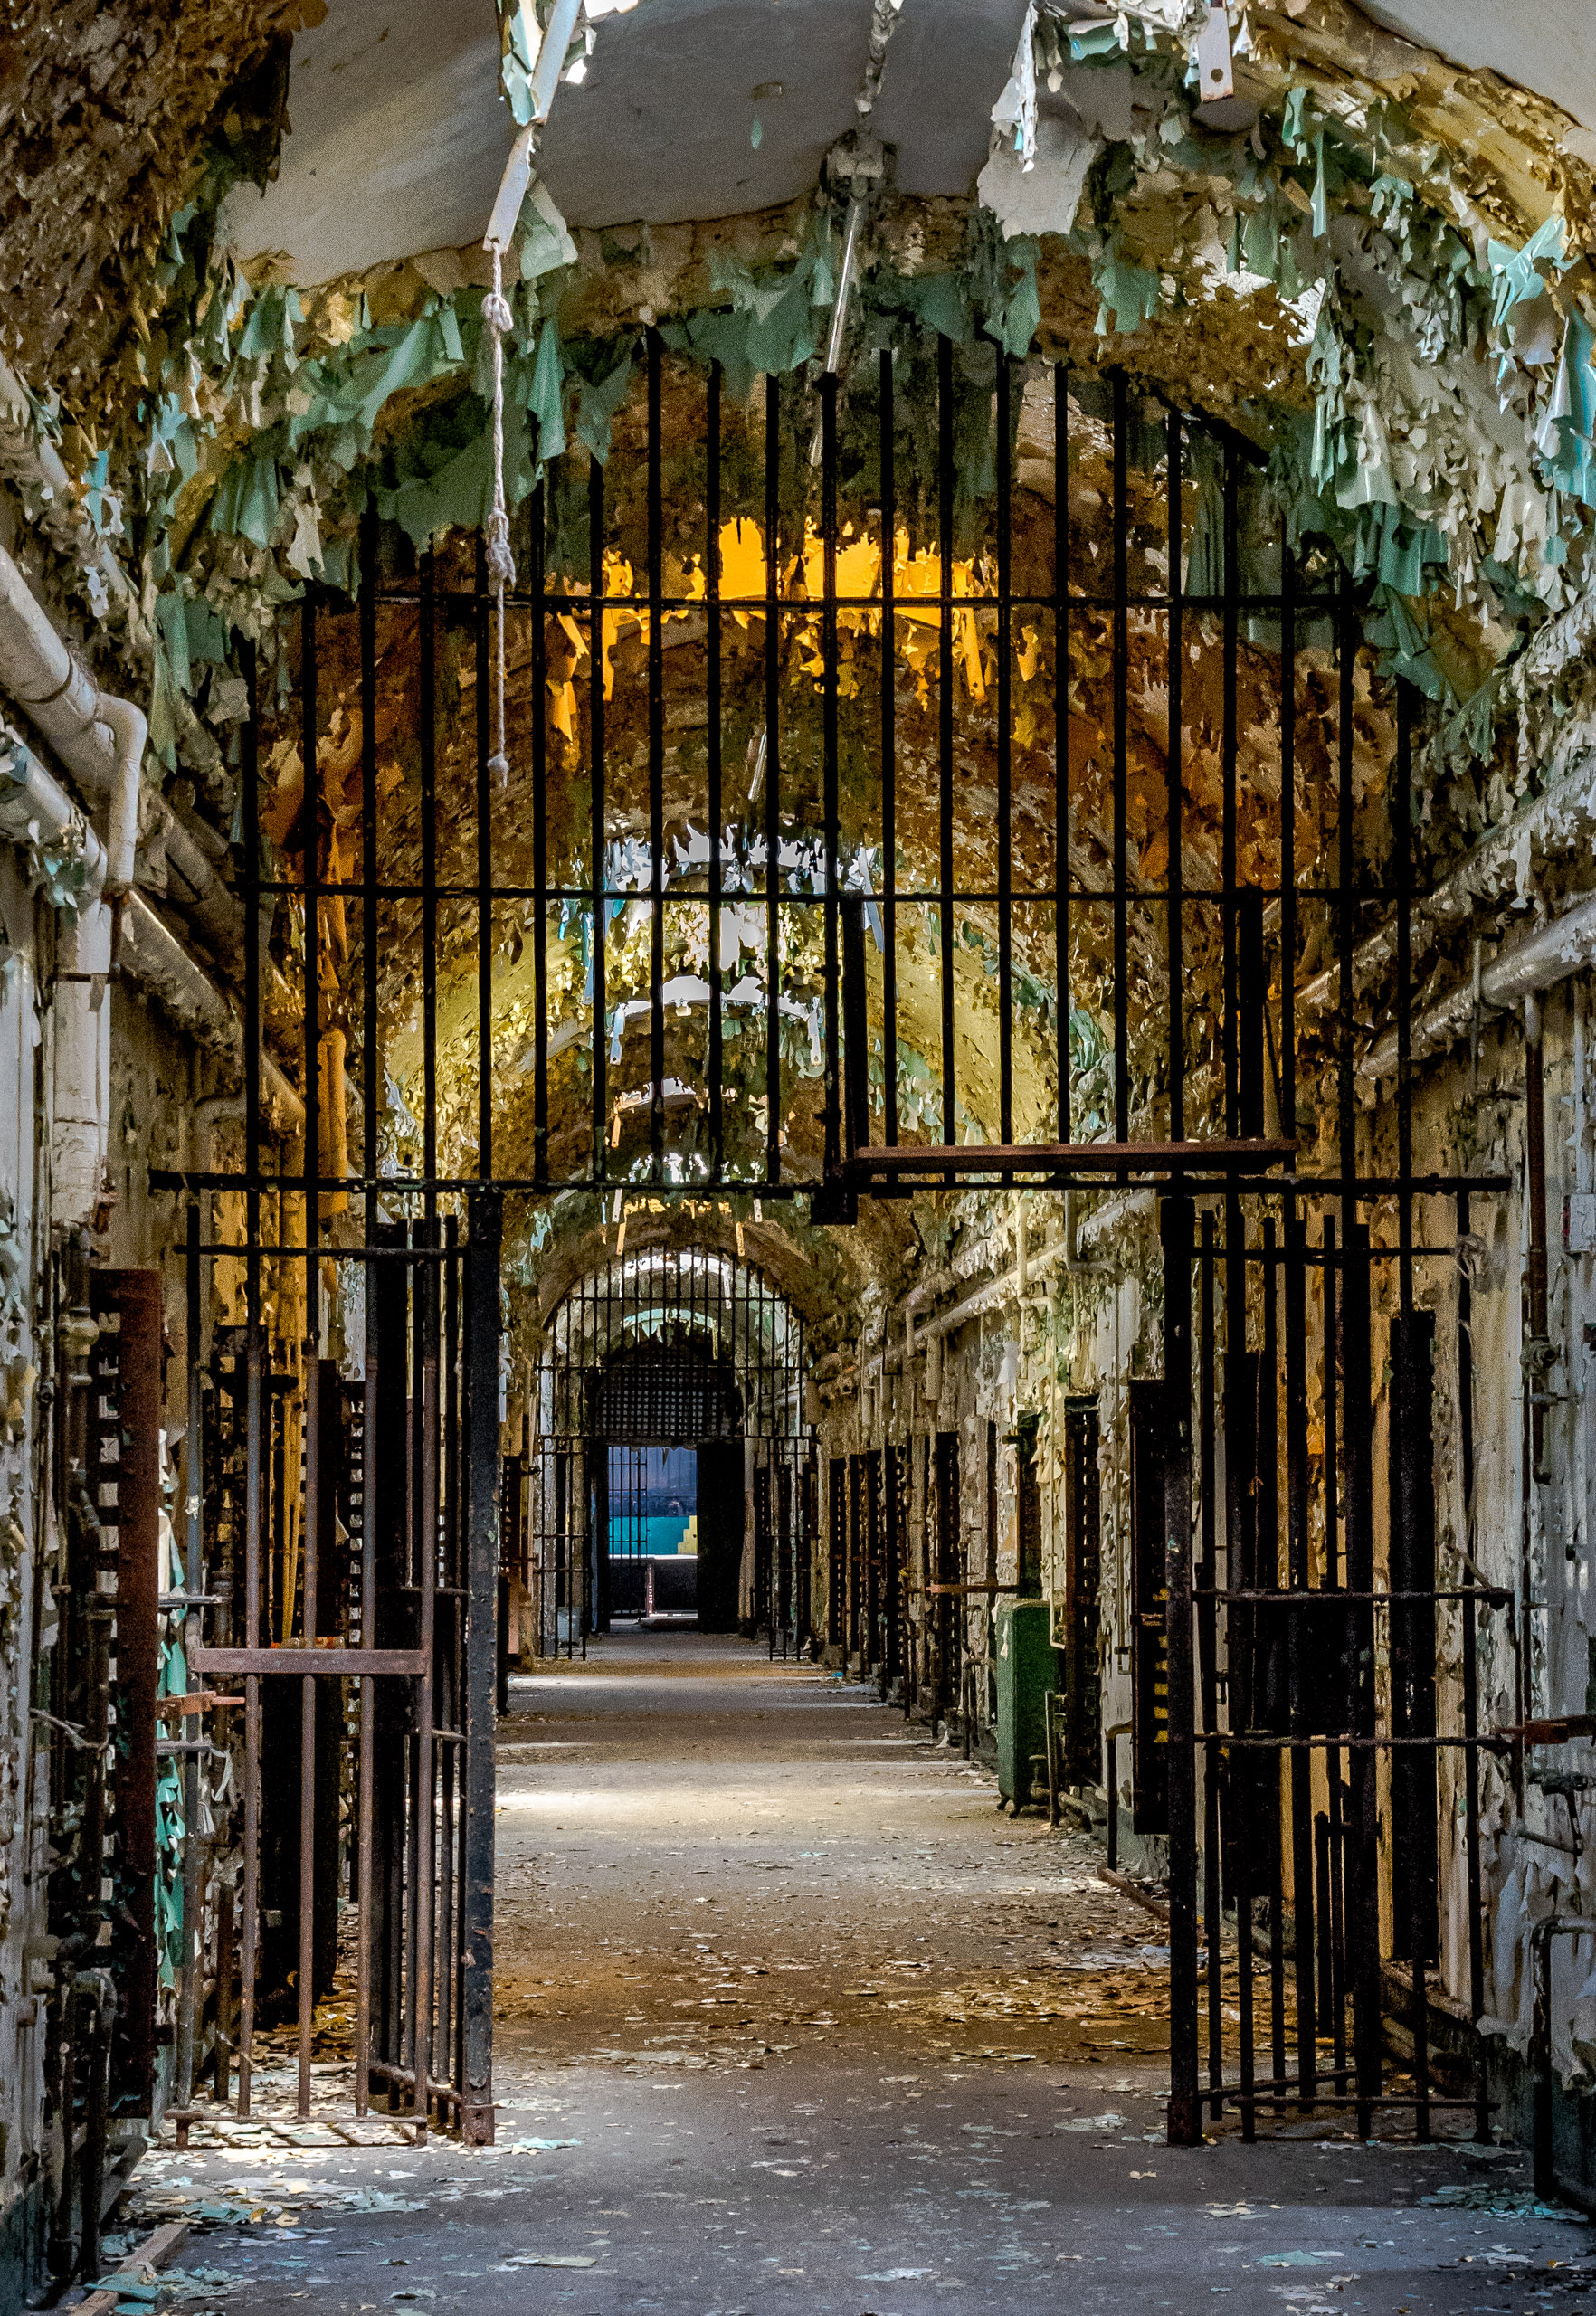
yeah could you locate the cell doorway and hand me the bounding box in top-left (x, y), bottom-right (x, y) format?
top-left (603, 1444), bottom-right (745, 1630)
top-left (509, 1242), bottom-right (814, 1657)
top-left (608, 1446), bottom-right (699, 1625)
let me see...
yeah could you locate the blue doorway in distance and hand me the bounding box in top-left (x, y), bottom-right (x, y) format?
top-left (608, 1446), bottom-right (698, 1622)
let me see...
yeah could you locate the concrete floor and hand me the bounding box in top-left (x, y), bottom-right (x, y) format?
top-left (113, 1632), bottom-right (1592, 2316)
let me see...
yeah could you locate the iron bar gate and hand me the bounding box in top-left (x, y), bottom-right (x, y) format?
top-left (147, 310), bottom-right (1513, 2152)
top-left (152, 1196), bottom-right (503, 2140)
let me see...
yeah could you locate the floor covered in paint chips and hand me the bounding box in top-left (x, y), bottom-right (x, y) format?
top-left (100, 1634), bottom-right (1591, 2315)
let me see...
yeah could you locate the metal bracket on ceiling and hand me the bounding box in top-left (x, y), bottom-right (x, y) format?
top-left (1192, 0), bottom-right (1234, 106)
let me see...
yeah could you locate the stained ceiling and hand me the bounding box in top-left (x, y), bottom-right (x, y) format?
top-left (223, 0), bottom-right (1032, 285)
top-left (223, 0), bottom-right (1596, 291)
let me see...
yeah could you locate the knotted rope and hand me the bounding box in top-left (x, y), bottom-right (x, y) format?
top-left (483, 243), bottom-right (517, 792)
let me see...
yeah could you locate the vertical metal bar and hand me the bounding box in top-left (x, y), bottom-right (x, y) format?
top-left (1055, 365), bottom-right (1070, 1144)
top-left (1261, 1224), bottom-right (1285, 2109)
top-left (241, 639), bottom-right (262, 2119)
top-left (765, 373), bottom-right (781, 1185)
top-left (708, 365), bottom-right (724, 1179)
top-left (1164, 1196), bottom-right (1199, 2146)
top-left (1457, 1187), bottom-right (1489, 2140)
top-left (176, 1203), bottom-right (204, 2109)
top-left (1107, 1732), bottom-right (1118, 1871)
top-left (1324, 1220), bottom-right (1346, 2096)
top-left (822, 369), bottom-right (841, 1185)
top-left (478, 529), bottom-right (494, 1178)
top-left (356, 1367), bottom-right (376, 2118)
top-left (441, 1227), bottom-right (461, 2101)
top-left (532, 479), bottom-right (549, 1187)
top-left (1315, 1810), bottom-right (1334, 2041)
top-left (1111, 371), bottom-right (1128, 1144)
top-left (1279, 516), bottom-right (1312, 2106)
top-left (1342, 1220), bottom-right (1382, 2137)
top-left (78, 1977), bottom-right (107, 2284)
top-left (842, 899), bottom-right (867, 1163)
top-left (299, 1387), bottom-right (318, 2121)
top-left (1286, 1204), bottom-right (1316, 2105)
top-left (1401, 1323), bottom-right (1436, 2147)
top-left (937, 334), bottom-right (955, 1146)
top-left (1396, 679), bottom-right (1413, 1320)
top-left (1392, 677), bottom-right (1432, 2139)
top-left (1234, 1753), bottom-right (1255, 2141)
top-left (1166, 407), bottom-right (1183, 1142)
top-left (421, 553), bottom-right (437, 1199)
top-left (303, 592), bottom-right (320, 1241)
top-left (1222, 438), bottom-right (1240, 1138)
top-left (413, 1242), bottom-right (439, 2140)
top-left (1224, 1192), bottom-right (1250, 1759)
top-left (1279, 508), bottom-right (1297, 1157)
top-left (880, 349), bottom-right (898, 1148)
top-left (1334, 576), bottom-right (1377, 2131)
top-left (1225, 1185), bottom-right (1254, 2139)
top-left (214, 1878), bottom-right (235, 2106)
top-left (1324, 1218), bottom-right (1339, 1590)
top-left (1199, 1210), bottom-right (1222, 2112)
top-left (648, 331), bottom-right (666, 1179)
top-left (1336, 566), bottom-right (1356, 1261)
top-left (403, 1244), bottom-right (423, 2108)
top-left (299, 585), bottom-right (321, 2124)
top-left (590, 452), bottom-right (608, 1182)
top-left (357, 514), bottom-right (379, 2118)
top-left (1329, 1752), bottom-right (1348, 2093)
top-left (1333, 561), bottom-right (1359, 2123)
top-left (461, 1191), bottom-right (503, 2143)
top-left (996, 350), bottom-right (1012, 1145)
top-left (361, 508), bottom-right (380, 1192)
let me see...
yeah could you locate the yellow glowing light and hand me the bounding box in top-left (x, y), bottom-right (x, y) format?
top-left (546, 519), bottom-right (1042, 723)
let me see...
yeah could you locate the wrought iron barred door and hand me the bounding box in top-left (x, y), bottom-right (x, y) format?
top-left (148, 317), bottom-right (1506, 2151)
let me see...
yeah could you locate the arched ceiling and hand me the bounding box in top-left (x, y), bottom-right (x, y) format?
top-left (528, 1210), bottom-right (860, 1336)
top-left (223, 0), bottom-right (1596, 290)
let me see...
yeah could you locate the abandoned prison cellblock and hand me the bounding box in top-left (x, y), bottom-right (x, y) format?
top-left (40, 318), bottom-right (1525, 2280)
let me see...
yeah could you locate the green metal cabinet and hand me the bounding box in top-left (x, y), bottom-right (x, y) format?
top-left (993, 1597), bottom-right (1057, 1807)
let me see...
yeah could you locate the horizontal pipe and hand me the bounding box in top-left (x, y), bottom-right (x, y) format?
top-left (1300, 749), bottom-right (1596, 1022)
top-left (120, 895), bottom-right (240, 1058)
top-left (160, 801), bottom-right (251, 965)
top-left (915, 1190), bottom-right (1152, 1343)
top-left (1362, 890), bottom-right (1596, 1079)
top-left (0, 527), bottom-right (264, 989)
top-left (843, 1186), bottom-right (1153, 1391)
top-left (0, 538), bottom-right (141, 893)
top-left (121, 892), bottom-right (305, 1135)
top-left (0, 724), bottom-right (106, 900)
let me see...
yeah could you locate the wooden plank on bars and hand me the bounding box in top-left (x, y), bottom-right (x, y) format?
top-left (189, 1647), bottom-right (430, 1677)
top-left (840, 1138), bottom-right (1296, 1177)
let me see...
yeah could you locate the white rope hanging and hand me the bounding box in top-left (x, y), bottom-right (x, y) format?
top-left (483, 240), bottom-right (516, 793)
top-left (480, 0), bottom-right (580, 793)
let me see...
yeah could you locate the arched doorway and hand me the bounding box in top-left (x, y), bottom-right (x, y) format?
top-left (510, 1246), bottom-right (814, 1653)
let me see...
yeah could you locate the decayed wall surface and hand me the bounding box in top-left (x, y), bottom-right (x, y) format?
top-left (0, 843), bottom-right (50, 2302)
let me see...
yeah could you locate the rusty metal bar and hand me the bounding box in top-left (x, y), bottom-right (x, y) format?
top-left (191, 1647), bottom-right (431, 1676)
top-left (461, 1190), bottom-right (502, 2142)
top-left (842, 1139), bottom-right (1294, 1178)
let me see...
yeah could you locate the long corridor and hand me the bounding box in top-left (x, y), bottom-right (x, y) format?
top-left (118, 1637), bottom-right (1585, 2316)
